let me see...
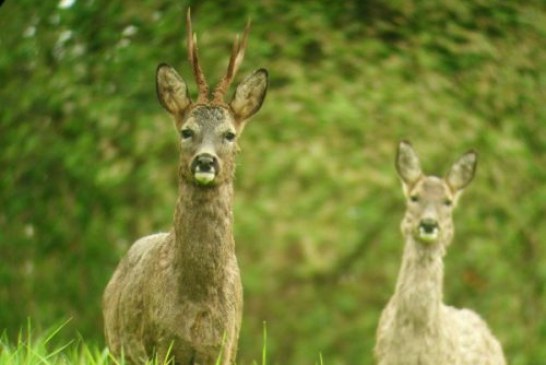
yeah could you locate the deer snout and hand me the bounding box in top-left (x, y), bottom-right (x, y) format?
top-left (193, 153), bottom-right (217, 172)
top-left (419, 218), bottom-right (438, 233)
top-left (191, 153), bottom-right (219, 185)
top-left (416, 218), bottom-right (440, 244)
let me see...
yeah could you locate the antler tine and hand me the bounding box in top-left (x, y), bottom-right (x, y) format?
top-left (186, 8), bottom-right (209, 104)
top-left (186, 9), bottom-right (193, 68)
top-left (231, 19), bottom-right (250, 79)
top-left (212, 19), bottom-right (251, 104)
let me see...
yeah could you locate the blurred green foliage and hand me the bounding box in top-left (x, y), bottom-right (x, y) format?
top-left (1, 0), bottom-right (545, 364)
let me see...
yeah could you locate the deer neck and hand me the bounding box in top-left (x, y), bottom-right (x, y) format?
top-left (173, 181), bottom-right (235, 300)
top-left (392, 236), bottom-right (446, 331)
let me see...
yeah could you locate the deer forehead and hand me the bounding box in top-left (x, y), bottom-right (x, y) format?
top-left (182, 106), bottom-right (236, 132)
top-left (410, 176), bottom-right (454, 201)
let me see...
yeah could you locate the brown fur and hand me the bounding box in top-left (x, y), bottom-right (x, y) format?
top-left (102, 13), bottom-right (268, 365)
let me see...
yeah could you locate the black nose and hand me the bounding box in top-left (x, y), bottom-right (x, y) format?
top-left (192, 154), bottom-right (217, 172)
top-left (419, 219), bottom-right (438, 233)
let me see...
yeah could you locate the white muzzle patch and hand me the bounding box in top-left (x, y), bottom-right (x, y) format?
top-left (417, 226), bottom-right (439, 244)
top-left (194, 170), bottom-right (216, 185)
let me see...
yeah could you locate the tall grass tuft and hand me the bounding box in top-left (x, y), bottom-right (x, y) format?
top-left (0, 321), bottom-right (280, 365)
top-left (0, 320), bottom-right (169, 365)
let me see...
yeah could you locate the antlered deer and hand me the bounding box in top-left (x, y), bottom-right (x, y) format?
top-left (102, 9), bottom-right (268, 365)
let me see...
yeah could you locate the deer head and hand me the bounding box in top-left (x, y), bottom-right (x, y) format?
top-left (156, 9), bottom-right (268, 186)
top-left (395, 141), bottom-right (477, 246)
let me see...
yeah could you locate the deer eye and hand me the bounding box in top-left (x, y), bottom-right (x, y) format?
top-left (444, 199), bottom-right (453, 207)
top-left (180, 129), bottom-right (194, 140)
top-left (224, 131), bottom-right (236, 142)
top-left (410, 195), bottom-right (419, 203)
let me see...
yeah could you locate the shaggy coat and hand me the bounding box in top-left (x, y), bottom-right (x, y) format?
top-left (375, 141), bottom-right (506, 365)
top-left (102, 11), bottom-right (268, 364)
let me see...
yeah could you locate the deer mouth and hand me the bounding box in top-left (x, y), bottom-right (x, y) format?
top-left (416, 222), bottom-right (440, 244)
top-left (192, 164), bottom-right (217, 185)
top-left (194, 169), bottom-right (216, 185)
top-left (417, 228), bottom-right (439, 244)
top-left (191, 154), bottom-right (219, 185)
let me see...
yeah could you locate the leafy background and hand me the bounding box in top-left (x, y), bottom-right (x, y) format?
top-left (1, 0), bottom-right (545, 364)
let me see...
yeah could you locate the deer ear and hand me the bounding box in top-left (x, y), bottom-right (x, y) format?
top-left (156, 63), bottom-right (192, 115)
top-left (396, 141), bottom-right (423, 187)
top-left (446, 150), bottom-right (477, 192)
top-left (229, 69), bottom-right (268, 130)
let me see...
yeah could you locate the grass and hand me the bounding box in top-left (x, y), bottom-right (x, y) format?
top-left (1, 320), bottom-right (112, 365)
top-left (0, 321), bottom-right (296, 365)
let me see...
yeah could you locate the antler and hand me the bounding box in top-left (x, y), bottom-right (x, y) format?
top-left (186, 8), bottom-right (209, 104)
top-left (212, 20), bottom-right (251, 104)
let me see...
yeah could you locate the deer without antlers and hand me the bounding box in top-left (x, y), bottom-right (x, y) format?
top-left (102, 9), bottom-right (268, 365)
top-left (374, 141), bottom-right (506, 365)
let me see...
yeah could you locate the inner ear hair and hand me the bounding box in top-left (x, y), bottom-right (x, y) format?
top-left (230, 69), bottom-right (268, 124)
top-left (396, 140), bottom-right (423, 186)
top-left (446, 150), bottom-right (477, 191)
top-left (156, 63), bottom-right (192, 115)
